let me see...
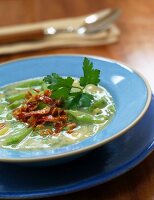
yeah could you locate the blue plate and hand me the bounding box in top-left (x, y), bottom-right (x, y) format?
top-left (0, 55), bottom-right (151, 162)
top-left (0, 96), bottom-right (154, 199)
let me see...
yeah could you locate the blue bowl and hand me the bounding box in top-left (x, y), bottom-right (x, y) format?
top-left (0, 54), bottom-right (151, 164)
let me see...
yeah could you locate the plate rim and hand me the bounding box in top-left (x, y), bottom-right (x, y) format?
top-left (0, 136), bottom-right (154, 199)
top-left (0, 54), bottom-right (152, 162)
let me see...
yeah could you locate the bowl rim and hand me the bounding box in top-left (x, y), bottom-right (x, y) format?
top-left (0, 54), bottom-right (152, 163)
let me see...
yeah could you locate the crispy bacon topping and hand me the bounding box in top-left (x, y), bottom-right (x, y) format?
top-left (22, 106), bottom-right (51, 117)
top-left (13, 89), bottom-right (76, 135)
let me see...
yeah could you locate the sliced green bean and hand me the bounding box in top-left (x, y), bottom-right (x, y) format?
top-left (8, 100), bottom-right (22, 109)
top-left (6, 112), bottom-right (12, 120)
top-left (108, 105), bottom-right (116, 113)
top-left (7, 93), bottom-right (25, 103)
top-left (0, 105), bottom-right (5, 114)
top-left (3, 127), bottom-right (32, 146)
top-left (0, 124), bottom-right (9, 136)
top-left (67, 110), bottom-right (103, 124)
top-left (89, 97), bottom-right (107, 112)
top-left (16, 79), bottom-right (43, 88)
top-left (41, 82), bottom-right (48, 90)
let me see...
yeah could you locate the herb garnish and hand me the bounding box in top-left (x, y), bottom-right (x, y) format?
top-left (43, 57), bottom-right (100, 109)
top-left (44, 73), bottom-right (74, 100)
top-left (80, 57), bottom-right (100, 86)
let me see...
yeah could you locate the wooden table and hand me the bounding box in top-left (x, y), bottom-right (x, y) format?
top-left (0, 0), bottom-right (154, 199)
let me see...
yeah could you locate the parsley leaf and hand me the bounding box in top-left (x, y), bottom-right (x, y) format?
top-left (78, 93), bottom-right (94, 107)
top-left (65, 92), bottom-right (93, 109)
top-left (80, 57), bottom-right (100, 87)
top-left (65, 92), bottom-right (81, 109)
top-left (43, 73), bottom-right (74, 100)
top-left (43, 57), bottom-right (100, 108)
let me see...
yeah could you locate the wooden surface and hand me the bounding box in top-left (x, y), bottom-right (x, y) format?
top-left (0, 0), bottom-right (154, 199)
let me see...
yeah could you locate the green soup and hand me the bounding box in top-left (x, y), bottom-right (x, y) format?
top-left (0, 79), bottom-right (115, 150)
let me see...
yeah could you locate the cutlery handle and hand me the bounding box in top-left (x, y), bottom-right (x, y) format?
top-left (0, 29), bottom-right (45, 45)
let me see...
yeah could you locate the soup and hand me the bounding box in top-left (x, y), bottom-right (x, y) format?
top-left (0, 58), bottom-right (115, 150)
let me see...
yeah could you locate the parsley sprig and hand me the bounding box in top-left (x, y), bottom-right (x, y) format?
top-left (80, 57), bottom-right (100, 86)
top-left (43, 57), bottom-right (100, 109)
top-left (44, 73), bottom-right (74, 99)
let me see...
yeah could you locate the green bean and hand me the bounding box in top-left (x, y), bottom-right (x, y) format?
top-left (16, 79), bottom-right (43, 88)
top-left (67, 110), bottom-right (103, 124)
top-left (7, 93), bottom-right (25, 103)
top-left (89, 97), bottom-right (107, 112)
top-left (8, 100), bottom-right (22, 109)
top-left (0, 124), bottom-right (9, 136)
top-left (108, 105), bottom-right (115, 113)
top-left (41, 82), bottom-right (48, 90)
top-left (0, 105), bottom-right (5, 114)
top-left (3, 127), bottom-right (32, 146)
top-left (6, 112), bottom-right (12, 120)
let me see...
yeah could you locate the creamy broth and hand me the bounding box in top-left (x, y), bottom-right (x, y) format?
top-left (0, 79), bottom-right (115, 150)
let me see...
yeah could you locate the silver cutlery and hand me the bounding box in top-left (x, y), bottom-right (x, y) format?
top-left (0, 8), bottom-right (121, 44)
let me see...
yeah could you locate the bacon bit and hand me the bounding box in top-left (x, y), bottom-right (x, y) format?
top-left (44, 89), bottom-right (52, 97)
top-left (13, 108), bottom-right (25, 120)
top-left (27, 101), bottom-right (38, 111)
top-left (13, 89), bottom-right (75, 135)
top-left (66, 122), bottom-right (77, 134)
top-left (54, 99), bottom-right (62, 106)
top-left (67, 129), bottom-right (74, 134)
top-left (36, 124), bottom-right (45, 129)
top-left (25, 91), bottom-right (32, 99)
top-left (50, 107), bottom-right (66, 116)
top-left (22, 106), bottom-right (51, 117)
top-left (0, 123), bottom-right (5, 130)
top-left (54, 121), bottom-right (64, 128)
top-left (50, 107), bottom-right (59, 116)
top-left (40, 129), bottom-right (53, 136)
top-left (38, 95), bottom-right (54, 104)
top-left (27, 116), bottom-right (38, 127)
top-left (33, 88), bottom-right (40, 93)
top-left (38, 115), bottom-right (68, 123)
top-left (66, 122), bottom-right (77, 130)
top-left (54, 121), bottom-right (66, 133)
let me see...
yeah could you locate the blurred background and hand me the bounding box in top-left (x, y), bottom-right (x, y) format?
top-left (0, 0), bottom-right (153, 74)
top-left (0, 1), bottom-right (154, 200)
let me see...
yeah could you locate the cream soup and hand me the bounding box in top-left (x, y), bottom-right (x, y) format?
top-left (0, 78), bottom-right (115, 150)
